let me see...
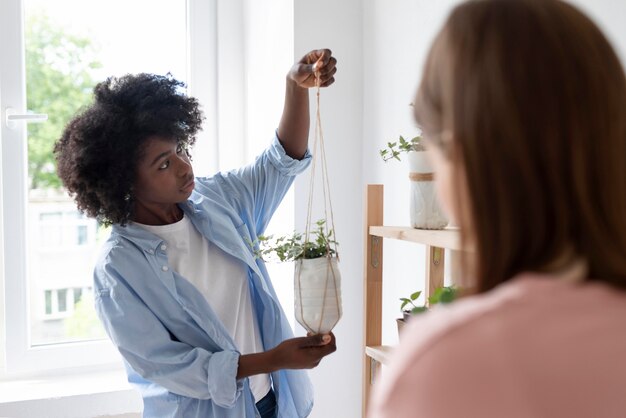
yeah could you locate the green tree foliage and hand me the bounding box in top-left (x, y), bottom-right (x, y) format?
top-left (25, 13), bottom-right (101, 190)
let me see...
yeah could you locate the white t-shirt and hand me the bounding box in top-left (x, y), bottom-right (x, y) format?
top-left (135, 216), bottom-right (271, 402)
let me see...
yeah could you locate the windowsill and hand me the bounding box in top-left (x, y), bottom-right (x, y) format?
top-left (0, 366), bottom-right (142, 417)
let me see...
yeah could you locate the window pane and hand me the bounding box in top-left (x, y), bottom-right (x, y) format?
top-left (44, 290), bottom-right (52, 315)
top-left (76, 225), bottom-right (88, 246)
top-left (73, 287), bottom-right (83, 305)
top-left (57, 289), bottom-right (67, 313)
top-left (25, 0), bottom-right (188, 346)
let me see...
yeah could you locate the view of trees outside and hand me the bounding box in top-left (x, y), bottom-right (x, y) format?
top-left (23, 0), bottom-right (187, 345)
top-left (25, 13), bottom-right (101, 190)
top-left (25, 11), bottom-right (107, 344)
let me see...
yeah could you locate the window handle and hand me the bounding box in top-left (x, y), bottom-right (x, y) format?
top-left (5, 107), bottom-right (48, 129)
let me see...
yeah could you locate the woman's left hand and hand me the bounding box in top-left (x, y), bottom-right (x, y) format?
top-left (288, 49), bottom-right (337, 89)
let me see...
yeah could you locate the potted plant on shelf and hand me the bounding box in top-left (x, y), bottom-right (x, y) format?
top-left (380, 134), bottom-right (448, 230)
top-left (254, 220), bottom-right (341, 334)
top-left (396, 285), bottom-right (458, 337)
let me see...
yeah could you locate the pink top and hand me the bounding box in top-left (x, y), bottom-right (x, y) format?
top-left (369, 273), bottom-right (626, 418)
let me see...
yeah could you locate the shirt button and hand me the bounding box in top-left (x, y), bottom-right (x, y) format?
top-left (162, 266), bottom-right (169, 272)
top-left (161, 244), bottom-right (167, 251)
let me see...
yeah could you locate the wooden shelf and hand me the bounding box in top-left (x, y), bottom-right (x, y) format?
top-left (363, 185), bottom-right (463, 417)
top-left (369, 226), bottom-right (461, 250)
top-left (365, 345), bottom-right (395, 366)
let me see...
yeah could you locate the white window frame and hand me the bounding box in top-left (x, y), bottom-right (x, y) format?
top-left (0, 0), bottom-right (220, 376)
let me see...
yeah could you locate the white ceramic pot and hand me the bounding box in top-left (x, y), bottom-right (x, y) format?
top-left (294, 257), bottom-right (342, 334)
top-left (407, 151), bottom-right (448, 230)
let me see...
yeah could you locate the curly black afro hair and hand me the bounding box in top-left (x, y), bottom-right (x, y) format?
top-left (54, 73), bottom-right (204, 226)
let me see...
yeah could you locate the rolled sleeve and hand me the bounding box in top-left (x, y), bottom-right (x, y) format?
top-left (267, 131), bottom-right (312, 176)
top-left (94, 273), bottom-right (243, 407)
top-left (207, 349), bottom-right (244, 407)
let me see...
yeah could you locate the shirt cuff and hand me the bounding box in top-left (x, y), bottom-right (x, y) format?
top-left (266, 131), bottom-right (312, 176)
top-left (207, 350), bottom-right (244, 408)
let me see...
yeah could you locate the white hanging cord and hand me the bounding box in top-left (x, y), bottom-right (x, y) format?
top-left (307, 67), bottom-right (339, 259)
top-left (295, 61), bottom-right (342, 333)
top-left (317, 98), bottom-right (339, 261)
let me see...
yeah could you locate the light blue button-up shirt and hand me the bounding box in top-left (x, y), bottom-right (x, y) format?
top-left (94, 135), bottom-right (313, 418)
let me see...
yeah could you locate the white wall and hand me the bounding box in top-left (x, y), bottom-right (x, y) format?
top-left (361, 0), bottom-right (626, 352)
top-left (242, 0), bottom-right (297, 327)
top-left (299, 0), bottom-right (626, 416)
top-left (362, 0), bottom-right (464, 360)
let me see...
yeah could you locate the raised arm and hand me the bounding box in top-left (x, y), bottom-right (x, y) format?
top-left (277, 48), bottom-right (337, 160)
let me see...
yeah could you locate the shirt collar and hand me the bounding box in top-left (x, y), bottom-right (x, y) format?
top-left (112, 222), bottom-right (166, 254)
top-left (113, 197), bottom-right (203, 251)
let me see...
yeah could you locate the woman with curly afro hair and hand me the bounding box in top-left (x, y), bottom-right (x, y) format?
top-left (54, 49), bottom-right (338, 418)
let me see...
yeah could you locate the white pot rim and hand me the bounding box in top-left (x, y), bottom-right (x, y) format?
top-left (407, 150), bottom-right (434, 174)
top-left (296, 256), bottom-right (339, 265)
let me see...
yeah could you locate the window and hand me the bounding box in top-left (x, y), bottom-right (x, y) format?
top-left (44, 290), bottom-right (52, 316)
top-left (77, 225), bottom-right (88, 246)
top-left (1, 0), bottom-right (218, 374)
top-left (37, 207), bottom-right (95, 248)
top-left (1, 0), bottom-right (291, 377)
top-left (42, 287), bottom-right (89, 319)
top-left (73, 287), bottom-right (83, 305)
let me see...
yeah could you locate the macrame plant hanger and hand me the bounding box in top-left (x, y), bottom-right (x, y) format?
top-left (295, 69), bottom-right (342, 334)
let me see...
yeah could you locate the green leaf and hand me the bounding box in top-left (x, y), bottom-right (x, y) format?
top-left (428, 286), bottom-right (458, 305)
top-left (411, 306), bottom-right (428, 315)
top-left (439, 287), bottom-right (457, 304)
top-left (428, 287), bottom-right (442, 304)
top-left (410, 291), bottom-right (422, 301)
top-left (254, 218), bottom-right (338, 262)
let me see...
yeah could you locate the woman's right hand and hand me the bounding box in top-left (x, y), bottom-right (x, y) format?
top-left (270, 333), bottom-right (337, 370)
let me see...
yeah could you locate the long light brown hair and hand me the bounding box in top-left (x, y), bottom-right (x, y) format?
top-left (414, 0), bottom-right (626, 292)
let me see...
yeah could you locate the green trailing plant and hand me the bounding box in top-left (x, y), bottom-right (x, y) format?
top-left (379, 135), bottom-right (425, 162)
top-left (399, 290), bottom-right (429, 315)
top-left (428, 285), bottom-right (458, 305)
top-left (253, 219), bottom-right (338, 262)
top-left (400, 285), bottom-right (459, 317)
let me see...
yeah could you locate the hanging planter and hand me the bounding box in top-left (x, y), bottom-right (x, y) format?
top-left (253, 71), bottom-right (342, 334)
top-left (380, 135), bottom-right (448, 230)
top-left (294, 253), bottom-right (342, 334)
top-left (254, 222), bottom-right (342, 334)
